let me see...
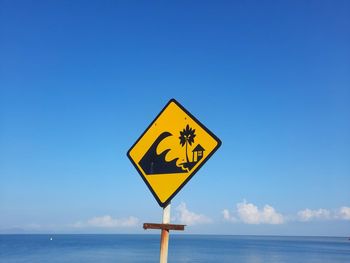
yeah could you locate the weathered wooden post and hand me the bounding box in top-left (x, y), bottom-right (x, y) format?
top-left (160, 203), bottom-right (171, 263)
top-left (143, 203), bottom-right (186, 263)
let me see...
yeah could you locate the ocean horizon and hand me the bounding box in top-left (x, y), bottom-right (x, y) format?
top-left (1, 234), bottom-right (349, 262)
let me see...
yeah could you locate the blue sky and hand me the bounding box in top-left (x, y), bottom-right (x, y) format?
top-left (1, 1), bottom-right (349, 236)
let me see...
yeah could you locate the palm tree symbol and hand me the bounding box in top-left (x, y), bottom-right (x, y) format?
top-left (179, 124), bottom-right (196, 163)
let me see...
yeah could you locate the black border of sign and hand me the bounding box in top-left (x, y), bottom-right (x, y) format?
top-left (127, 98), bottom-right (222, 207)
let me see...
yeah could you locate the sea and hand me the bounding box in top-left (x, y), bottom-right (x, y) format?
top-left (0, 234), bottom-right (349, 263)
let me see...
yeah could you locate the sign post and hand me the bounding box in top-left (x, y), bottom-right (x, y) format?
top-left (160, 203), bottom-right (171, 263)
top-left (128, 99), bottom-right (221, 263)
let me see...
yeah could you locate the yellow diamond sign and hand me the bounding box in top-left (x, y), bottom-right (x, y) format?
top-left (127, 99), bottom-right (221, 207)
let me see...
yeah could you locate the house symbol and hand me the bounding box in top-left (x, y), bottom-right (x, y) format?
top-left (192, 144), bottom-right (205, 163)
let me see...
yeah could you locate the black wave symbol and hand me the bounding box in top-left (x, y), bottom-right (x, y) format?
top-left (139, 132), bottom-right (187, 175)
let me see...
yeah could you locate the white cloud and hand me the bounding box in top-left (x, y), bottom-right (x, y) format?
top-left (223, 200), bottom-right (284, 224)
top-left (237, 201), bottom-right (284, 224)
top-left (73, 215), bottom-right (139, 228)
top-left (296, 207), bottom-right (350, 222)
top-left (337, 206), bottom-right (350, 220)
top-left (222, 209), bottom-right (230, 220)
top-left (222, 209), bottom-right (237, 222)
top-left (297, 208), bottom-right (331, 221)
top-left (175, 202), bottom-right (212, 226)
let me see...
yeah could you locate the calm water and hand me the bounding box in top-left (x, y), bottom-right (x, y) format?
top-left (0, 235), bottom-right (349, 263)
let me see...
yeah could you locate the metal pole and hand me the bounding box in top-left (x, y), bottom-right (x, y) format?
top-left (159, 203), bottom-right (171, 263)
